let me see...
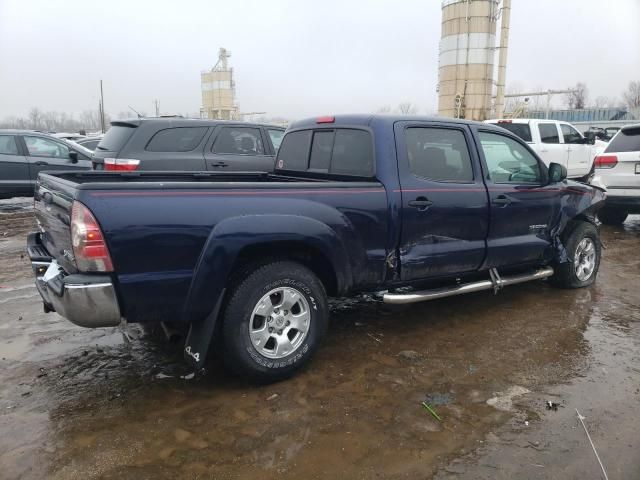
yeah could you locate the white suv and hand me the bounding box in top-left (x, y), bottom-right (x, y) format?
top-left (590, 124), bottom-right (640, 224)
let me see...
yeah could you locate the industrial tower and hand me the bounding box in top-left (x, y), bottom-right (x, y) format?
top-left (437, 0), bottom-right (511, 121)
top-left (200, 48), bottom-right (239, 120)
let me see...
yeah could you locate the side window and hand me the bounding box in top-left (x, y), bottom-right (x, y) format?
top-left (538, 123), bottom-right (560, 144)
top-left (560, 124), bottom-right (582, 144)
top-left (0, 135), bottom-right (19, 155)
top-left (405, 127), bottom-right (473, 182)
top-left (145, 127), bottom-right (208, 152)
top-left (309, 130), bottom-right (334, 172)
top-left (24, 136), bottom-right (70, 159)
top-left (212, 127), bottom-right (265, 155)
top-left (479, 132), bottom-right (542, 184)
top-left (276, 130), bottom-right (312, 170)
top-left (330, 129), bottom-right (373, 176)
top-left (267, 129), bottom-right (285, 151)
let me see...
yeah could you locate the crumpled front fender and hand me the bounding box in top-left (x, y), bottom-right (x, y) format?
top-left (550, 182), bottom-right (606, 264)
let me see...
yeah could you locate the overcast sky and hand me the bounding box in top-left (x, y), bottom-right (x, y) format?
top-left (0, 0), bottom-right (638, 120)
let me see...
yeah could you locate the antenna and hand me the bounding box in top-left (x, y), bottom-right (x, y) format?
top-left (128, 105), bottom-right (143, 118)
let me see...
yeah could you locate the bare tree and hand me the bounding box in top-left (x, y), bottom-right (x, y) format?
top-left (565, 83), bottom-right (588, 109)
top-left (376, 105), bottom-right (391, 114)
top-left (397, 102), bottom-right (417, 115)
top-left (622, 81), bottom-right (640, 108)
top-left (593, 96), bottom-right (615, 108)
top-left (28, 108), bottom-right (43, 129)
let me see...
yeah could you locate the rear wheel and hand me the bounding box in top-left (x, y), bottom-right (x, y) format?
top-left (551, 221), bottom-right (601, 289)
top-left (221, 261), bottom-right (328, 383)
top-left (598, 208), bottom-right (628, 225)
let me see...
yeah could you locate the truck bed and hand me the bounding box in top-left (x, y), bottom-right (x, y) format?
top-left (34, 171), bottom-right (390, 324)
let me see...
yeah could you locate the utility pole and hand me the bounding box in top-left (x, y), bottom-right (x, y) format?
top-left (154, 99), bottom-right (160, 117)
top-left (494, 0), bottom-right (511, 119)
top-left (99, 80), bottom-right (106, 133)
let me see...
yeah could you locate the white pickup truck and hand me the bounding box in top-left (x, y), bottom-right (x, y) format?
top-left (485, 119), bottom-right (606, 180)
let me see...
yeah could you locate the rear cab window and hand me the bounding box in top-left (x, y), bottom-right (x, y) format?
top-left (538, 123), bottom-right (560, 144)
top-left (605, 126), bottom-right (640, 153)
top-left (276, 128), bottom-right (374, 177)
top-left (405, 127), bottom-right (473, 182)
top-left (492, 122), bottom-right (532, 142)
top-left (97, 125), bottom-right (136, 151)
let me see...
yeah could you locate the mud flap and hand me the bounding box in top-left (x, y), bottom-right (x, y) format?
top-left (183, 289), bottom-right (226, 373)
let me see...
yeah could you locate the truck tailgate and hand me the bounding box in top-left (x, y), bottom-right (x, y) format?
top-left (33, 174), bottom-right (79, 274)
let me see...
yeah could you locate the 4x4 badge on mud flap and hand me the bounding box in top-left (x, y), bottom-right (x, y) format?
top-left (185, 346), bottom-right (200, 363)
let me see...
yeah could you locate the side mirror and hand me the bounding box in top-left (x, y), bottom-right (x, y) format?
top-left (548, 162), bottom-right (567, 184)
top-left (69, 151), bottom-right (79, 163)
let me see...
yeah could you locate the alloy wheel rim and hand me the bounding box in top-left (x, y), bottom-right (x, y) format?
top-left (574, 237), bottom-right (596, 281)
top-left (248, 287), bottom-right (310, 359)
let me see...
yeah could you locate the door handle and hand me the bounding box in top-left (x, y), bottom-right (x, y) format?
top-left (34, 161), bottom-right (49, 166)
top-left (210, 161), bottom-right (228, 167)
top-left (493, 194), bottom-right (512, 206)
top-left (408, 197), bottom-right (433, 211)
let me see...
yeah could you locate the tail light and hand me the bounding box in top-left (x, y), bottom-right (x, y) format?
top-left (104, 158), bottom-right (140, 171)
top-left (594, 155), bottom-right (618, 169)
top-left (71, 201), bottom-right (113, 272)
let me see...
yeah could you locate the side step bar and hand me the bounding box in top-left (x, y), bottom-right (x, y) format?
top-left (383, 267), bottom-right (554, 305)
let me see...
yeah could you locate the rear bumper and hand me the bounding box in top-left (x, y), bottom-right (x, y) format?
top-left (28, 233), bottom-right (122, 328)
top-left (604, 195), bottom-right (640, 213)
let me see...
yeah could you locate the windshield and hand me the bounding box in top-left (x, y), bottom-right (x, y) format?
top-left (491, 122), bottom-right (533, 142)
top-left (97, 125), bottom-right (136, 151)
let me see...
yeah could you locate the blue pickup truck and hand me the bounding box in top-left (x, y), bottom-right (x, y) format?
top-left (28, 115), bottom-right (606, 382)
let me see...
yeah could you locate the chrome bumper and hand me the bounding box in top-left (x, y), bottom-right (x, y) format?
top-left (28, 233), bottom-right (122, 328)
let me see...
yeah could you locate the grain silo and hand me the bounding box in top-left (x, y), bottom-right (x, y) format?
top-left (438, 0), bottom-right (500, 121)
top-left (200, 48), bottom-right (239, 120)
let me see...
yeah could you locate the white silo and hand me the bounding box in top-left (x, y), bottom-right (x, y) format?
top-left (438, 0), bottom-right (500, 121)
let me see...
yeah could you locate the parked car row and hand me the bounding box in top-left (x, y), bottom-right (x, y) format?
top-left (0, 120), bottom-right (285, 198)
top-left (0, 130), bottom-right (92, 198)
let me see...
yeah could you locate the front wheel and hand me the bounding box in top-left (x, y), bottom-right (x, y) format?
top-left (221, 260), bottom-right (328, 383)
top-left (551, 221), bottom-right (601, 289)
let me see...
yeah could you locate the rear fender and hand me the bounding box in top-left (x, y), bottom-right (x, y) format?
top-left (182, 214), bottom-right (351, 370)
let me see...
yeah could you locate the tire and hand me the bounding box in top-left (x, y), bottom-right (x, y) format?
top-left (221, 260), bottom-right (328, 383)
top-left (598, 208), bottom-right (628, 225)
top-left (551, 221), bottom-right (601, 289)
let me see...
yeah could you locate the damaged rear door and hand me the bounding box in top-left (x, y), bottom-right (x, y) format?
top-left (395, 122), bottom-right (489, 280)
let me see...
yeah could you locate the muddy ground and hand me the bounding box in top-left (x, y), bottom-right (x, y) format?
top-left (0, 198), bottom-right (638, 479)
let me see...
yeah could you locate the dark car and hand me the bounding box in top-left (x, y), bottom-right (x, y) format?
top-left (29, 114), bottom-right (605, 382)
top-left (92, 118), bottom-right (286, 172)
top-left (0, 130), bottom-right (92, 199)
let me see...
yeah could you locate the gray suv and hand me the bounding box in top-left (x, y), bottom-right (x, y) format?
top-left (92, 118), bottom-right (285, 172)
top-left (0, 130), bottom-right (92, 199)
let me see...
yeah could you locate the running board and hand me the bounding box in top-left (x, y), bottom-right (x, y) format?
top-left (383, 267), bottom-right (554, 305)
